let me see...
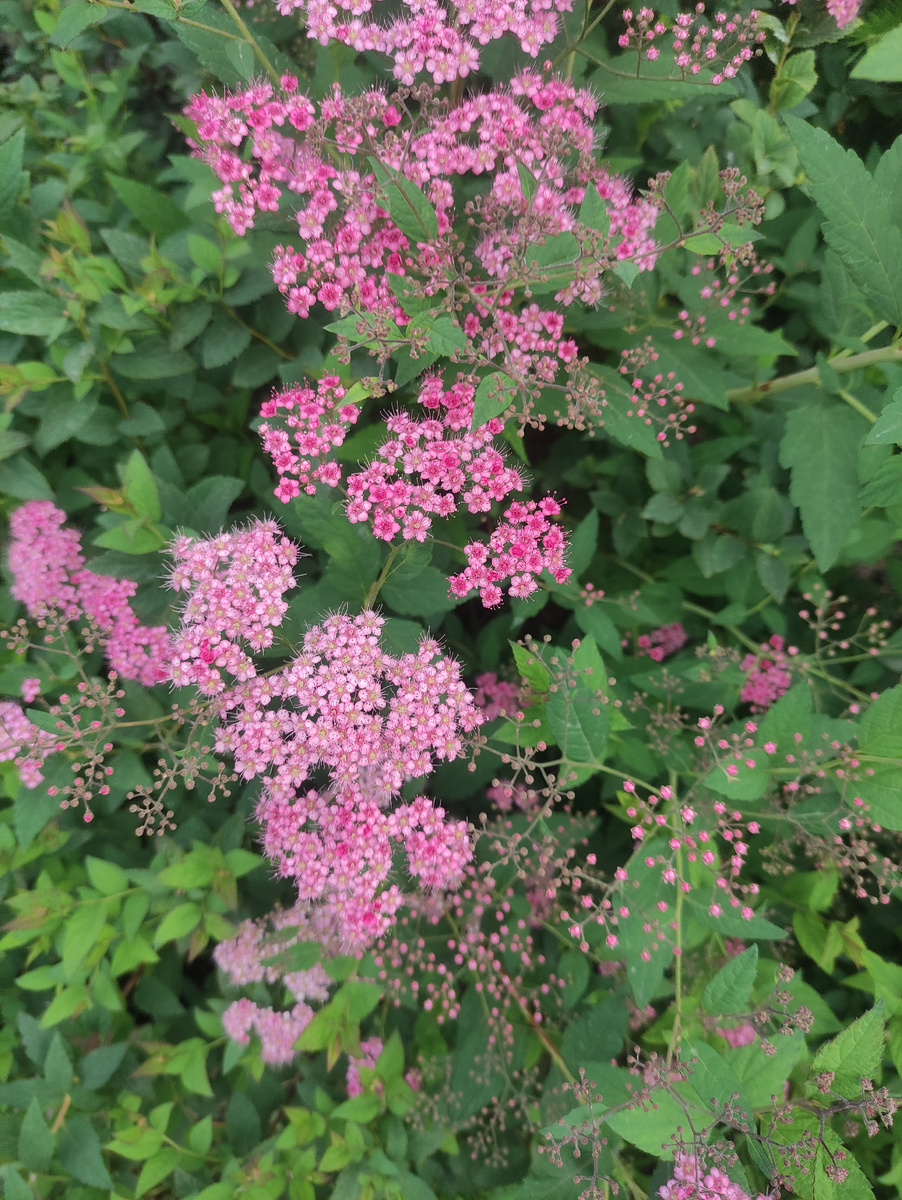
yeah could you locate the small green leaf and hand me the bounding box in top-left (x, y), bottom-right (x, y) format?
top-left (865, 388), bottom-right (902, 445)
top-left (811, 1003), bottom-right (885, 1099)
top-left (58, 1115), bottom-right (112, 1188)
top-left (0, 291), bottom-right (68, 341)
top-left (120, 450), bottom-right (162, 524)
top-left (136, 1148), bottom-right (181, 1197)
top-left (578, 184), bottom-right (610, 236)
top-left (154, 902), bottom-right (202, 947)
top-left (470, 372), bottom-right (519, 430)
top-left (107, 175), bottom-right (191, 240)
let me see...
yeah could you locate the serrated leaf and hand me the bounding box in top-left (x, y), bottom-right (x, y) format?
top-left (58, 1115), bottom-right (112, 1188)
top-left (811, 1003), bottom-right (885, 1099)
top-left (785, 116), bottom-right (902, 325)
top-left (779, 402), bottom-right (865, 571)
top-left (865, 388), bottom-right (902, 445)
top-left (703, 946), bottom-right (758, 1016)
top-left (0, 130), bottom-right (26, 213)
top-left (18, 1097), bottom-right (54, 1172)
top-left (50, 0), bottom-right (111, 45)
top-left (471, 372), bottom-right (519, 430)
top-left (368, 158), bottom-right (438, 244)
top-left (579, 184), bottom-right (610, 235)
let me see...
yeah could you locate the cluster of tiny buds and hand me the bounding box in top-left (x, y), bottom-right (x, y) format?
top-left (618, 5), bottom-right (764, 84)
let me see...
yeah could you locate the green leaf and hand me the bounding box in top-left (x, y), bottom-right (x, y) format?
top-left (368, 158), bottom-right (439, 244)
top-left (560, 992), bottom-right (629, 1069)
top-left (85, 856), bottom-right (129, 896)
top-left (779, 402), bottom-right (866, 571)
top-left (604, 1088), bottom-right (685, 1157)
top-left (859, 685), bottom-right (902, 755)
top-left (811, 1003), bottom-right (885, 1099)
top-left (114, 342), bottom-right (195, 379)
top-left (381, 565), bottom-right (457, 617)
top-left (770, 50), bottom-right (817, 110)
top-left (785, 116), bottom-right (902, 325)
top-left (0, 130), bottom-right (26, 213)
top-left (579, 184), bottom-right (611, 236)
top-left (62, 901), bottom-right (109, 978)
top-left (18, 1097), bottom-right (54, 1172)
top-left (154, 902), bottom-right (202, 947)
top-left (683, 1040), bottom-right (756, 1133)
top-left (50, 1), bottom-right (111, 45)
top-left (0, 457), bottom-right (54, 501)
top-left (0, 1168), bottom-right (34, 1200)
top-left (850, 764), bottom-right (902, 831)
top-left (107, 175), bottom-right (191, 240)
top-left (587, 364), bottom-right (664, 458)
top-left (755, 552), bottom-right (790, 604)
top-left (471, 372), bottom-right (519, 430)
top-left (851, 26), bottom-right (902, 81)
top-left (0, 291), bottom-right (68, 341)
top-left (93, 521), bottom-right (166, 555)
top-left (406, 312), bottom-right (466, 356)
top-left (546, 680), bottom-right (609, 766)
top-left (865, 388), bottom-right (902, 445)
top-left (198, 314), bottom-right (252, 368)
top-left (703, 946), bottom-right (758, 1016)
top-left (58, 1115), bottom-right (112, 1188)
top-left (120, 449), bottom-right (162, 523)
top-left (136, 1147), bottom-right (181, 1196)
top-left (81, 1042), bottom-right (128, 1089)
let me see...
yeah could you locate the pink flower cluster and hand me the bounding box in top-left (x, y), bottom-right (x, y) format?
top-left (740, 634), bottom-right (792, 712)
top-left (449, 496), bottom-right (570, 606)
top-left (716, 1021), bottom-right (757, 1048)
top-left (168, 520), bottom-right (299, 695)
top-left (167, 545), bottom-right (482, 943)
top-left (261, 373), bottom-right (572, 606)
top-left (346, 1037), bottom-right (383, 1097)
top-left (637, 622), bottom-right (687, 661)
top-left (619, 343), bottom-right (697, 444)
top-left (273, 0), bottom-right (574, 82)
top-left (184, 74), bottom-right (659, 407)
top-left (473, 672), bottom-right (521, 721)
top-left (619, 6), bottom-right (763, 84)
top-left (259, 375), bottom-right (360, 502)
top-left (0, 702), bottom-right (58, 788)
top-left (660, 1154), bottom-right (768, 1200)
top-left (221, 996), bottom-right (314, 1065)
top-left (7, 502), bottom-right (169, 686)
top-left (781, 0), bottom-right (860, 28)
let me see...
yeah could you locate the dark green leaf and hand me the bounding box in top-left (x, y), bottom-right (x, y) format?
top-left (865, 388), bottom-right (902, 445)
top-left (107, 175), bottom-right (191, 240)
top-left (17, 1097), bottom-right (54, 1172)
top-left (703, 946), bottom-right (758, 1016)
top-left (368, 158), bottom-right (439, 244)
top-left (0, 291), bottom-right (68, 341)
top-left (58, 1116), bottom-right (113, 1188)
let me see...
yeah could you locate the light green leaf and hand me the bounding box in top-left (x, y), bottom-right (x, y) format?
top-left (785, 116), bottom-right (902, 325)
top-left (851, 26), bottom-right (902, 82)
top-left (779, 402), bottom-right (866, 571)
top-left (154, 902), bottom-right (202, 947)
top-left (120, 449), bottom-right (162, 523)
top-left (62, 901), bottom-right (109, 978)
top-left (470, 371), bottom-right (519, 430)
top-left (136, 1148), bottom-right (180, 1197)
top-left (85, 856), bottom-right (129, 897)
top-left (49, 0), bottom-right (111, 46)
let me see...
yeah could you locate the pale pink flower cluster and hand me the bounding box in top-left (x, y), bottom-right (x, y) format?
top-left (0, 702), bottom-right (58, 788)
top-left (259, 374), bottom-right (360, 502)
top-left (167, 553), bottom-right (482, 944)
top-left (271, 0), bottom-right (573, 83)
top-left (619, 5), bottom-right (763, 84)
top-left (184, 74), bottom-right (659, 400)
top-left (7, 501), bottom-right (169, 686)
top-left (740, 634), bottom-right (792, 712)
top-left (221, 996), bottom-right (314, 1065)
top-left (637, 622), bottom-right (687, 661)
top-left (261, 373), bottom-right (572, 606)
top-left (213, 907), bottom-right (333, 1002)
top-left (660, 1153), bottom-right (768, 1200)
top-left (168, 520), bottom-right (299, 695)
top-left (449, 496), bottom-right (570, 606)
top-left (346, 1036), bottom-right (383, 1097)
top-left (781, 0), bottom-right (860, 28)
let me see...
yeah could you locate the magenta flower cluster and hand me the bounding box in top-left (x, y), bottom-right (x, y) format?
top-left (272, 0), bottom-right (573, 82)
top-left (261, 372), bottom-right (572, 606)
top-left (637, 622), bottom-right (688, 661)
top-left (184, 72), bottom-right (659, 404)
top-left (7, 501), bottom-right (169, 687)
top-left (259, 374), bottom-right (360, 501)
top-left (740, 634), bottom-right (793, 712)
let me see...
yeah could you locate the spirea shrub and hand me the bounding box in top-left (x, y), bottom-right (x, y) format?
top-left (3, 1), bottom-right (902, 1198)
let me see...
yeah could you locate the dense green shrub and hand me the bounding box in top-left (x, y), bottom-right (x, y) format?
top-left (3, 1), bottom-right (902, 1198)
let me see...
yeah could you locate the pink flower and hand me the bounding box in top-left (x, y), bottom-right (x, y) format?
top-left (347, 1037), bottom-right (383, 1097)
